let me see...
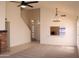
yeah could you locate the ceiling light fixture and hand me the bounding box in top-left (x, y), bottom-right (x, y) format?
top-left (20, 5), bottom-right (26, 8)
top-left (53, 8), bottom-right (60, 22)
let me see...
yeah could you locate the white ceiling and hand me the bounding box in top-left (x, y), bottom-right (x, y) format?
top-left (10, 1), bottom-right (79, 8)
top-left (31, 1), bottom-right (79, 16)
top-left (10, 1), bottom-right (79, 16)
top-left (31, 1), bottom-right (79, 8)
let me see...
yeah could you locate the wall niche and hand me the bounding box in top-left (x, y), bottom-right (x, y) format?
top-left (50, 26), bottom-right (59, 35)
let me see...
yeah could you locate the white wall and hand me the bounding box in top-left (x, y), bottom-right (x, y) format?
top-left (6, 2), bottom-right (31, 47)
top-left (40, 8), bottom-right (77, 46)
top-left (0, 2), bottom-right (6, 30)
top-left (77, 17), bottom-right (79, 55)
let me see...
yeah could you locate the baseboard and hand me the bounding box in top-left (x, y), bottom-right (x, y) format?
top-left (9, 42), bottom-right (31, 55)
top-left (40, 43), bottom-right (77, 47)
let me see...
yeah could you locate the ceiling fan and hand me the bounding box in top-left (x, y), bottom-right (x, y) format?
top-left (11, 1), bottom-right (38, 8)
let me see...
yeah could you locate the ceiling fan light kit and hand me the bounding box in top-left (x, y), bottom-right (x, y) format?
top-left (20, 5), bottom-right (26, 8)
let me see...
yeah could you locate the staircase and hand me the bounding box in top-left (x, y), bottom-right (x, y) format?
top-left (20, 8), bottom-right (32, 30)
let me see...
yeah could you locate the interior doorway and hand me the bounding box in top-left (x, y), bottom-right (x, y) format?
top-left (31, 19), bottom-right (40, 42)
top-left (30, 9), bottom-right (40, 43)
top-left (21, 8), bottom-right (40, 43)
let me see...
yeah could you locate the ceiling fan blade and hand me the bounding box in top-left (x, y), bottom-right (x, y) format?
top-left (26, 4), bottom-right (33, 8)
top-left (11, 1), bottom-right (37, 8)
top-left (17, 5), bottom-right (21, 7)
top-left (10, 1), bottom-right (20, 3)
top-left (25, 1), bottom-right (38, 4)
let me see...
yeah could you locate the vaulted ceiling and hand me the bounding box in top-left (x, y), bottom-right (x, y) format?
top-left (9, 1), bottom-right (79, 17)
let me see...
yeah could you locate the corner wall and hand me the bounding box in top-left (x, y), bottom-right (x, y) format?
top-left (6, 2), bottom-right (31, 47)
top-left (77, 17), bottom-right (79, 55)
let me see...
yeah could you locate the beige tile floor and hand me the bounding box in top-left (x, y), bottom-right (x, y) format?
top-left (0, 41), bottom-right (79, 58)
